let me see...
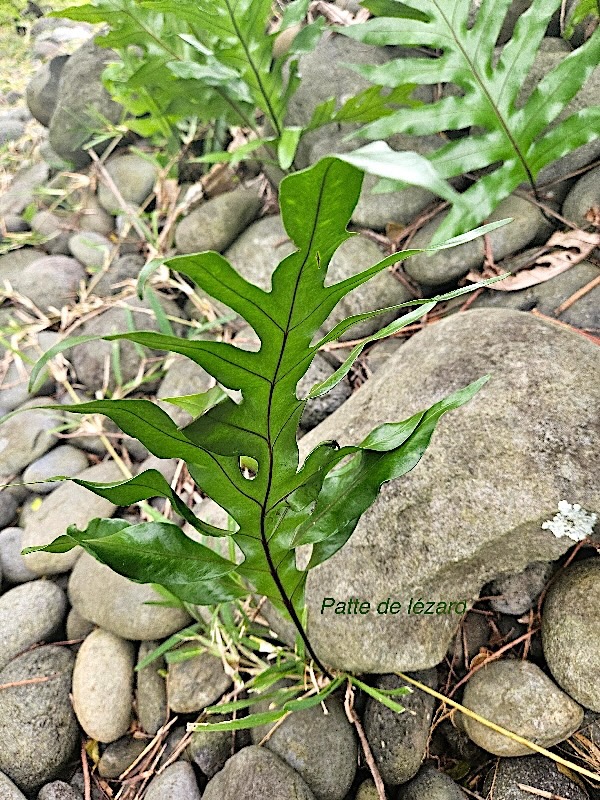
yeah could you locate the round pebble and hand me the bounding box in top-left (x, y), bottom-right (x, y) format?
top-left (543, 558), bottom-right (600, 711)
top-left (72, 628), bottom-right (134, 743)
top-left (0, 580), bottom-right (67, 671)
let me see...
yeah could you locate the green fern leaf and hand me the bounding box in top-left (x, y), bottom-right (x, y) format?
top-left (340, 0), bottom-right (600, 241)
top-left (23, 158), bottom-right (505, 669)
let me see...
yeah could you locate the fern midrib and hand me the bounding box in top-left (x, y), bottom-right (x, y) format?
top-left (222, 0), bottom-right (283, 138)
top-left (432, 0), bottom-right (538, 194)
top-left (255, 165), bottom-right (333, 674)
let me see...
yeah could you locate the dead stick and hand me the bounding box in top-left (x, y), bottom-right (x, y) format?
top-left (344, 682), bottom-right (387, 800)
top-left (554, 274), bottom-right (600, 315)
top-left (81, 740), bottom-right (92, 800)
top-left (517, 784), bottom-right (570, 800)
top-left (0, 674), bottom-right (56, 690)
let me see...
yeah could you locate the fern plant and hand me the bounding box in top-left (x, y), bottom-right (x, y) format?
top-left (23, 157), bottom-right (504, 681)
top-left (339, 0), bottom-right (600, 242)
top-left (52, 0), bottom-right (324, 153)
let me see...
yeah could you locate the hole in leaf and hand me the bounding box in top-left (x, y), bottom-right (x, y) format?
top-left (239, 455), bottom-right (258, 480)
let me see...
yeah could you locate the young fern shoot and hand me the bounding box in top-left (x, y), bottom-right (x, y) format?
top-left (23, 157), bottom-right (507, 674)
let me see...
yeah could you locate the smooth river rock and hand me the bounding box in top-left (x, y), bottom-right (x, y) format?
top-left (0, 647), bottom-right (78, 794)
top-left (22, 460), bottom-right (123, 575)
top-left (202, 745), bottom-right (316, 800)
top-left (0, 580), bottom-right (67, 671)
top-left (69, 552), bottom-right (192, 640)
top-left (251, 693), bottom-right (357, 800)
top-left (72, 628), bottom-right (135, 743)
top-left (460, 659), bottom-right (583, 756)
top-left (301, 309), bottom-right (599, 673)
top-left (542, 558), bottom-right (600, 712)
top-left (167, 646), bottom-right (232, 714)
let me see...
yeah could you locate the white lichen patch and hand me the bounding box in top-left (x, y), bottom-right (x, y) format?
top-left (542, 501), bottom-right (598, 542)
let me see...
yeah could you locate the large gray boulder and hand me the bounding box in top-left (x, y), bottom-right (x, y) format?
top-left (302, 309), bottom-right (599, 673)
top-left (49, 40), bottom-right (122, 168)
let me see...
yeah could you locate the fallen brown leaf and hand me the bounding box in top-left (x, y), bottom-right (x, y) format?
top-left (466, 228), bottom-right (600, 291)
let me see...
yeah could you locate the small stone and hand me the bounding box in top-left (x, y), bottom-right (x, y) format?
top-left (224, 214), bottom-right (295, 282)
top-left (405, 194), bottom-right (552, 286)
top-left (542, 558), bottom-right (600, 712)
top-left (167, 645), bottom-right (232, 714)
top-left (0, 493), bottom-right (18, 529)
top-left (72, 628), bottom-right (135, 743)
top-left (489, 561), bottom-right (554, 616)
top-left (49, 40), bottom-right (122, 168)
top-left (92, 253), bottom-right (143, 295)
top-left (0, 247), bottom-right (42, 285)
top-left (68, 231), bottom-right (111, 269)
top-left (0, 580), bottom-right (67, 671)
top-left (482, 754), bottom-right (589, 800)
top-left (30, 211), bottom-right (71, 256)
top-left (251, 693), bottom-right (357, 800)
top-left (400, 765), bottom-right (467, 800)
top-left (135, 456), bottom-right (178, 484)
top-left (0, 163), bottom-right (49, 216)
top-left (202, 746), bottom-right (316, 800)
top-left (0, 528), bottom-right (38, 584)
top-left (97, 153), bottom-right (158, 214)
top-left (0, 647), bottom-right (78, 794)
top-left (22, 446), bottom-right (89, 494)
top-left (65, 608), bottom-right (95, 641)
top-left (157, 725), bottom-right (189, 768)
top-left (364, 670), bottom-right (436, 786)
top-left (98, 736), bottom-right (148, 779)
top-left (76, 192), bottom-right (114, 236)
top-left (0, 120), bottom-right (25, 145)
top-left (0, 398), bottom-right (60, 475)
top-left (136, 641), bottom-right (168, 736)
top-left (69, 552), bottom-right (192, 640)
top-left (144, 762), bottom-right (201, 800)
top-left (460, 659), bottom-right (583, 755)
top-left (175, 185), bottom-right (262, 254)
top-left (37, 781), bottom-right (83, 800)
top-left (26, 55), bottom-right (70, 127)
top-left (186, 715), bottom-right (231, 778)
top-left (2, 214), bottom-right (29, 233)
top-left (472, 258), bottom-right (600, 331)
top-left (22, 461), bottom-right (123, 576)
top-left (13, 255), bottom-right (86, 313)
top-left (562, 164), bottom-right (600, 229)
top-left (0, 771), bottom-right (27, 800)
top-left (355, 780), bottom-right (378, 800)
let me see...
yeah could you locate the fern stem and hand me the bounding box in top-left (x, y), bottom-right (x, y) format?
top-left (223, 0), bottom-right (283, 138)
top-left (259, 516), bottom-right (332, 678)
